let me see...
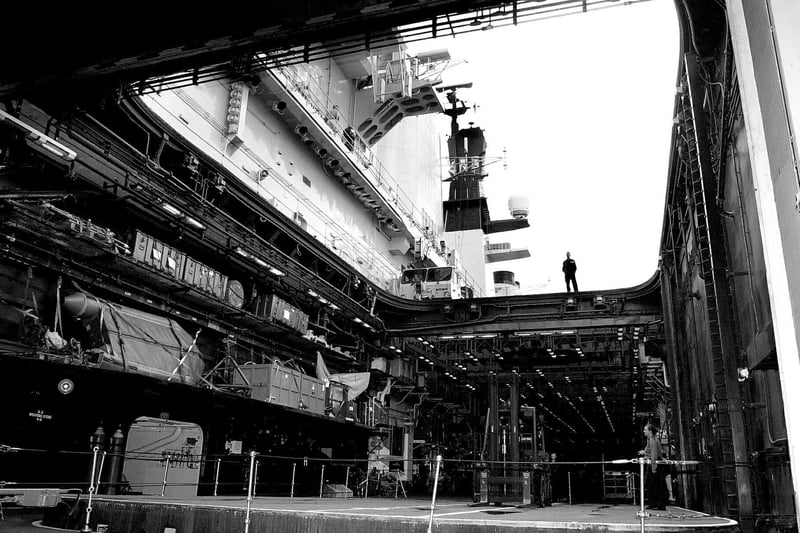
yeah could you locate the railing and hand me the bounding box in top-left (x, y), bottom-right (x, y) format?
top-left (269, 63), bottom-right (443, 248)
top-left (1, 443), bottom-right (703, 533)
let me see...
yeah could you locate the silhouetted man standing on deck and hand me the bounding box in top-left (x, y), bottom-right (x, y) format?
top-left (562, 252), bottom-right (578, 292)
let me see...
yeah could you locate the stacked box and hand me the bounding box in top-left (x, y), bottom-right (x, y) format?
top-left (295, 311), bottom-right (309, 335)
top-left (269, 295), bottom-right (297, 328)
top-left (370, 357), bottom-right (388, 373)
top-left (232, 364), bottom-right (273, 402)
top-left (266, 294), bottom-right (309, 334)
top-left (182, 257), bottom-right (204, 287)
top-left (181, 255), bottom-right (226, 299)
top-left (132, 232), bottom-right (186, 280)
top-left (300, 375), bottom-right (325, 415)
top-left (271, 367), bottom-right (300, 407)
top-left (205, 269), bottom-right (228, 300)
top-left (232, 362), bottom-right (311, 410)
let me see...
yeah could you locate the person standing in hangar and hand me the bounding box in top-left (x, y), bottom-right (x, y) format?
top-left (641, 424), bottom-right (668, 510)
top-left (562, 252), bottom-right (578, 292)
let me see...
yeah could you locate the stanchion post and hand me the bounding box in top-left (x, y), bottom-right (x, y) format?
top-left (427, 455), bottom-right (443, 533)
top-left (290, 462), bottom-right (296, 498)
top-left (244, 451), bottom-right (256, 533)
top-left (568, 471), bottom-right (572, 505)
top-left (214, 458), bottom-right (221, 496)
top-left (82, 446), bottom-right (101, 533)
top-left (319, 464), bottom-right (326, 498)
top-left (95, 452), bottom-right (107, 496)
top-left (637, 455), bottom-right (647, 533)
top-left (254, 459), bottom-right (260, 497)
top-left (161, 456), bottom-right (171, 497)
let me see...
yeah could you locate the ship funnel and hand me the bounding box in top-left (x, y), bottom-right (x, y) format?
top-left (63, 292), bottom-right (102, 319)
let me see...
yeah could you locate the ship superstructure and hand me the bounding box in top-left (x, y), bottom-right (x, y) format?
top-left (0, 37), bottom-right (510, 496)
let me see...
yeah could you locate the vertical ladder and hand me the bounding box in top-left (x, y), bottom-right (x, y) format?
top-left (680, 53), bottom-right (753, 526)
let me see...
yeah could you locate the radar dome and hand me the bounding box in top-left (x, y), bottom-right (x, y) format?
top-left (508, 194), bottom-right (530, 219)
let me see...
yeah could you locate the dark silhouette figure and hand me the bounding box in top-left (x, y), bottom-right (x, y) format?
top-left (562, 252), bottom-right (578, 292)
top-left (642, 424), bottom-right (668, 510)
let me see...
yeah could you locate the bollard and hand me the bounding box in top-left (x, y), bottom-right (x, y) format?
top-left (161, 455), bottom-right (171, 497)
top-left (426, 455), bottom-right (443, 533)
top-left (244, 451), bottom-right (256, 533)
top-left (319, 464), bottom-right (325, 498)
top-left (290, 462), bottom-right (296, 498)
top-left (345, 466), bottom-right (350, 494)
top-left (82, 446), bottom-right (103, 533)
top-left (214, 458), bottom-right (221, 496)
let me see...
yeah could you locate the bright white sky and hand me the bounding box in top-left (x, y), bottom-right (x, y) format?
top-left (410, 0), bottom-right (679, 294)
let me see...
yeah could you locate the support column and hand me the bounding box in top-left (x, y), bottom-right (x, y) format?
top-left (489, 374), bottom-right (499, 475)
top-left (728, 2), bottom-right (800, 529)
top-left (509, 373), bottom-right (520, 481)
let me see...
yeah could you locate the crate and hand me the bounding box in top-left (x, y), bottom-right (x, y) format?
top-left (268, 294), bottom-right (309, 333)
top-left (206, 270), bottom-right (228, 299)
top-left (250, 293), bottom-right (309, 334)
top-left (295, 310), bottom-right (309, 335)
top-left (300, 374), bottom-right (325, 415)
top-left (182, 257), bottom-right (204, 287)
top-left (268, 294), bottom-right (294, 327)
top-left (371, 357), bottom-right (388, 373)
top-left (181, 256), bottom-right (226, 299)
top-left (161, 247), bottom-right (186, 278)
top-left (232, 362), bottom-right (305, 409)
top-left (132, 232), bottom-right (186, 280)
